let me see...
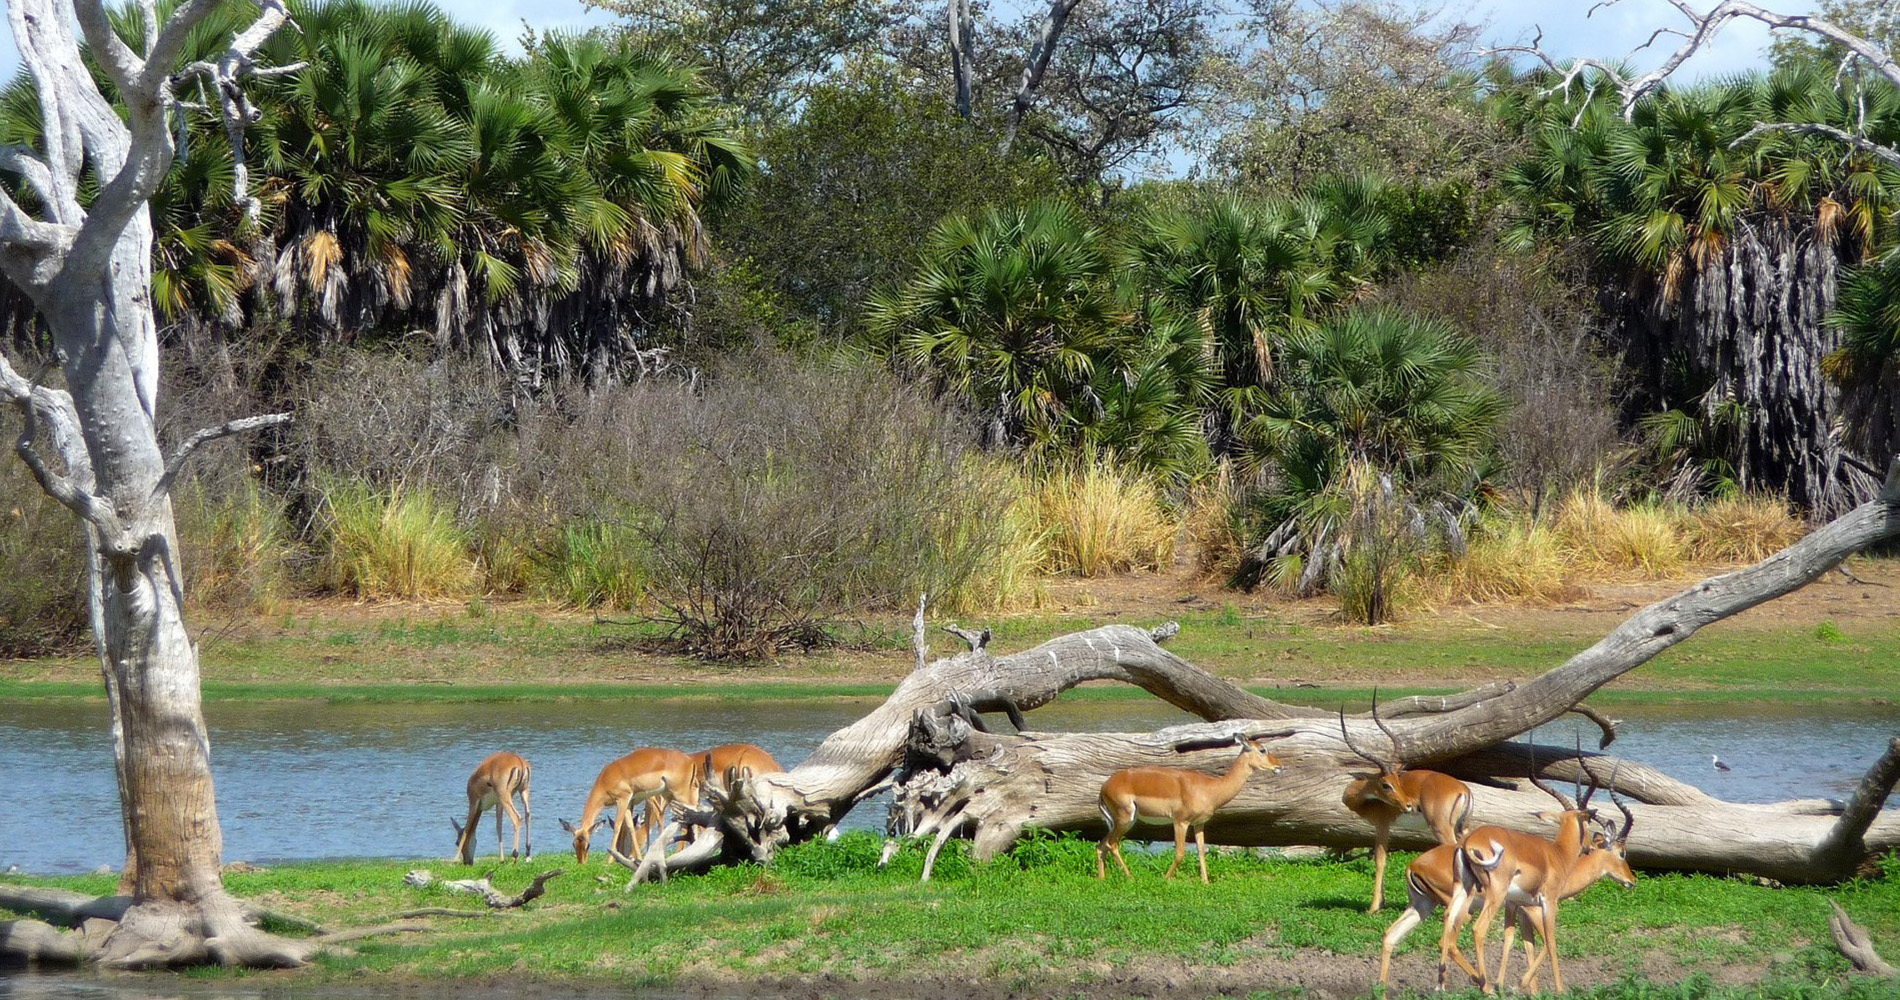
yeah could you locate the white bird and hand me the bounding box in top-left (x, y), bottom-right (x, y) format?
top-left (1712, 754), bottom-right (1732, 772)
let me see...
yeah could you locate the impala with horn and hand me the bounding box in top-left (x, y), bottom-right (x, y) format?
top-left (1338, 693), bottom-right (1475, 912)
top-left (1435, 745), bottom-right (1621, 994)
top-left (1379, 770), bottom-right (1637, 990)
top-left (560, 747), bottom-right (698, 864)
top-left (1097, 734), bottom-right (1285, 884)
top-left (450, 751), bottom-right (532, 865)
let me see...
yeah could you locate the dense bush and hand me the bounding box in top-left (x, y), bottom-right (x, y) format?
top-left (0, 456), bottom-right (88, 656)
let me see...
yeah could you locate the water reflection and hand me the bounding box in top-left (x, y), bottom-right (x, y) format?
top-left (0, 695), bottom-right (1893, 875)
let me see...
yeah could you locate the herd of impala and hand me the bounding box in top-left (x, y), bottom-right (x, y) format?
top-left (450, 699), bottom-right (1636, 995)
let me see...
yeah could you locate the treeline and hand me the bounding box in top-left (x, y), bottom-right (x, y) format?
top-left (0, 0), bottom-right (1893, 656)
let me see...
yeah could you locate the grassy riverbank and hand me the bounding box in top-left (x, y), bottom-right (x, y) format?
top-left (8, 835), bottom-right (1899, 997)
top-left (5, 588), bottom-right (1899, 706)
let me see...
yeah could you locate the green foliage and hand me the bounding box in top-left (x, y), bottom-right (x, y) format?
top-left (0, 0), bottom-right (754, 376)
top-left (1814, 620), bottom-right (1847, 645)
top-left (530, 519), bottom-right (649, 611)
top-left (1826, 252), bottom-right (1900, 398)
top-left (174, 477), bottom-right (296, 611)
top-left (718, 62), bottom-right (1059, 339)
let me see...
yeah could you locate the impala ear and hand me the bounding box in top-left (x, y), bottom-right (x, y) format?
top-left (559, 818), bottom-right (577, 834)
top-left (1532, 810), bottom-right (1561, 826)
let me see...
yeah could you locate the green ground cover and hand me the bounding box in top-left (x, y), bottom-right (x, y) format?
top-left (7, 834), bottom-right (1898, 997)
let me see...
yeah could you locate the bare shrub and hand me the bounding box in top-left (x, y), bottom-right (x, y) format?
top-left (1375, 244), bottom-right (1625, 516)
top-left (0, 452), bottom-right (87, 655)
top-left (499, 351), bottom-right (1018, 658)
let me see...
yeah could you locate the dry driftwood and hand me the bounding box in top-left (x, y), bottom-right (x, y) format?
top-left (401, 869), bottom-right (565, 908)
top-left (677, 463), bottom-right (1900, 885)
top-left (1830, 901), bottom-right (1898, 977)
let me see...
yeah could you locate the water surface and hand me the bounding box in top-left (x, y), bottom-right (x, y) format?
top-left (1, 695), bottom-right (1893, 874)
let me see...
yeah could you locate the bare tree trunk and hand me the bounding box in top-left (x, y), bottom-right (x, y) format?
top-left (0, 0), bottom-right (303, 969)
top-left (1006, 0), bottom-right (1084, 142)
top-left (947, 0), bottom-right (974, 118)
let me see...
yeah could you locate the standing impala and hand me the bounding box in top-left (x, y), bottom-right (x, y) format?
top-left (1097, 737), bottom-right (1284, 884)
top-left (1435, 757), bottom-right (1616, 994)
top-left (450, 751), bottom-right (532, 865)
top-left (1339, 698), bottom-right (1474, 912)
top-left (560, 747), bottom-right (698, 864)
top-left (1378, 783), bottom-right (1636, 989)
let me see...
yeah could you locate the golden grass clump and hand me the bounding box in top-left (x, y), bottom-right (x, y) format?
top-left (1553, 491), bottom-right (1685, 578)
top-left (1434, 517), bottom-right (1581, 605)
top-left (1683, 494), bottom-right (1805, 563)
top-left (1181, 465), bottom-right (1244, 580)
top-left (1033, 458), bottom-right (1177, 577)
top-left (317, 477), bottom-right (480, 600)
top-left (933, 460), bottom-right (1047, 614)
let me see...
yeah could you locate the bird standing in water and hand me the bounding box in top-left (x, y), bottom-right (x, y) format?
top-left (1712, 754), bottom-right (1732, 772)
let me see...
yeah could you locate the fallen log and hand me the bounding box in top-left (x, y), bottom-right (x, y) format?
top-left (690, 460), bottom-right (1900, 885)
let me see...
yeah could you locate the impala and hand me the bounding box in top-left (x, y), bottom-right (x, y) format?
top-left (1339, 698), bottom-right (1474, 912)
top-left (1097, 737), bottom-right (1284, 883)
top-left (560, 747), bottom-right (698, 864)
top-left (1378, 786), bottom-right (1635, 989)
top-left (632, 743), bottom-right (787, 849)
top-left (450, 751), bottom-right (532, 865)
top-left (1435, 757), bottom-right (1617, 994)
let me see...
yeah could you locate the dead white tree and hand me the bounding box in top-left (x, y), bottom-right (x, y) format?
top-left (0, 0), bottom-right (304, 970)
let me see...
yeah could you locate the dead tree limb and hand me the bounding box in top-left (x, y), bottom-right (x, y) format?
top-left (1831, 901), bottom-right (1898, 977)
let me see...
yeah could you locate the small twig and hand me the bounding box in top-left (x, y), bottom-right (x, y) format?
top-left (395, 907), bottom-right (495, 919)
top-left (155, 411), bottom-right (292, 497)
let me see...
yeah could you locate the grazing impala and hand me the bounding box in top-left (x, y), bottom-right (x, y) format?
top-left (560, 747), bottom-right (698, 864)
top-left (1097, 737), bottom-right (1284, 884)
top-left (450, 751), bottom-right (532, 865)
top-left (1338, 697), bottom-right (1474, 912)
top-left (632, 743), bottom-right (787, 849)
top-left (1378, 782), bottom-right (1636, 989)
top-left (1435, 755), bottom-right (1618, 994)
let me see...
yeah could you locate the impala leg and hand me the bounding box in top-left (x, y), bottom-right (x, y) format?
top-left (498, 793), bottom-right (525, 861)
top-left (1194, 827), bottom-right (1209, 884)
top-left (1542, 900), bottom-right (1564, 993)
top-left (1102, 809), bottom-right (1135, 878)
top-left (1165, 820), bottom-right (1188, 879)
top-left (1513, 907), bottom-right (1543, 993)
top-left (457, 801), bottom-right (482, 865)
top-left (521, 785), bottom-right (533, 861)
top-left (1469, 891), bottom-right (1506, 995)
top-left (494, 794), bottom-right (508, 861)
top-left (1496, 908), bottom-right (1518, 992)
top-left (1437, 882), bottom-right (1472, 991)
top-left (1370, 823), bottom-right (1391, 913)
top-left (1379, 896), bottom-right (1428, 985)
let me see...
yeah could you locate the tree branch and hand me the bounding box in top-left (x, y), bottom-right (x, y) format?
top-left (0, 353), bottom-right (121, 539)
top-left (1815, 738), bottom-right (1900, 871)
top-left (154, 412), bottom-right (291, 498)
top-left (1730, 121), bottom-right (1900, 170)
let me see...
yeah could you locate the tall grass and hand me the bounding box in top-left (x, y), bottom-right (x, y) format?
top-left (1683, 494), bottom-right (1805, 563)
top-left (316, 477), bottom-right (479, 600)
top-left (1432, 517), bottom-right (1580, 605)
top-left (1033, 458), bottom-right (1176, 576)
top-left (174, 479), bottom-right (295, 612)
top-left (1182, 466), bottom-right (1244, 580)
top-left (0, 457), bottom-right (87, 655)
top-left (1553, 491), bottom-right (1685, 578)
top-left (933, 461), bottom-right (1047, 614)
top-left (530, 519), bottom-right (649, 611)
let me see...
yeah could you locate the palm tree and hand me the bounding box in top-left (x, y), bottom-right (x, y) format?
top-left (1502, 66), bottom-right (1900, 513)
top-left (1232, 307), bottom-right (1502, 600)
top-left (1125, 182), bottom-right (1392, 439)
top-left (869, 201), bottom-right (1129, 449)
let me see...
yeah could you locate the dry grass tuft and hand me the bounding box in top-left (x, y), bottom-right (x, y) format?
top-left (1033, 458), bottom-right (1177, 577)
top-left (175, 479), bottom-right (295, 612)
top-left (1433, 517), bottom-right (1582, 605)
top-left (1683, 494), bottom-right (1806, 563)
top-left (1553, 491), bottom-right (1685, 578)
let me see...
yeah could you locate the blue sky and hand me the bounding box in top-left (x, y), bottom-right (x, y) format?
top-left (0, 0), bottom-right (1814, 95)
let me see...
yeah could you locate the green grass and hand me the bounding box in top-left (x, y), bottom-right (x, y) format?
top-left (7, 834), bottom-right (1897, 996)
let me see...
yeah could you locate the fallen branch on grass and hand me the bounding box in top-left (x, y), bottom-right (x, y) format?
top-left (1831, 901), bottom-right (1898, 976)
top-left (402, 868), bottom-right (565, 908)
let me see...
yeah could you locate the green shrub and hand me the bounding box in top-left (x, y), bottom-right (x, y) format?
top-left (531, 519), bottom-right (649, 611)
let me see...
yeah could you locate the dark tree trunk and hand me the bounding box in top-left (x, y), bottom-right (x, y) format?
top-left (1606, 216), bottom-right (1890, 515)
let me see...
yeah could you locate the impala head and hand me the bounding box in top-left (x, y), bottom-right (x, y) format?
top-left (1596, 769), bottom-right (1639, 887)
top-left (560, 816), bottom-right (611, 864)
top-left (1237, 737), bottom-right (1283, 774)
